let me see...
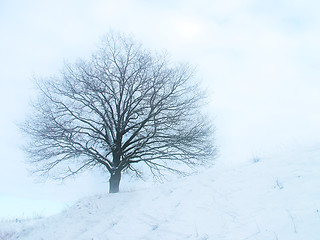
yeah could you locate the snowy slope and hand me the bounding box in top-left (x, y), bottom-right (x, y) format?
top-left (2, 148), bottom-right (320, 240)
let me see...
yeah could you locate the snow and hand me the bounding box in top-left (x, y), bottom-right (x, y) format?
top-left (1, 148), bottom-right (320, 240)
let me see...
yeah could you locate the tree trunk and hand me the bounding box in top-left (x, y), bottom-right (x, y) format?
top-left (109, 171), bottom-right (121, 193)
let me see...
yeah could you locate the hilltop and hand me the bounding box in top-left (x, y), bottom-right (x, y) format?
top-left (1, 148), bottom-right (320, 240)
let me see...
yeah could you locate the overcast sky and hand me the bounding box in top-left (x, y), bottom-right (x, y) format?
top-left (1, 0), bottom-right (320, 218)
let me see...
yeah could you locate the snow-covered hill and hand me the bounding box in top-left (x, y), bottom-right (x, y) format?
top-left (2, 148), bottom-right (320, 240)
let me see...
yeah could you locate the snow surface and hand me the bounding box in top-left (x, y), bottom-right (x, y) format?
top-left (1, 148), bottom-right (320, 240)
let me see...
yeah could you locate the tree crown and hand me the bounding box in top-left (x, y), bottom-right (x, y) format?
top-left (22, 33), bottom-right (216, 183)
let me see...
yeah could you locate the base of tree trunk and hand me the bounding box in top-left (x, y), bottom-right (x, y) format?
top-left (109, 172), bottom-right (121, 193)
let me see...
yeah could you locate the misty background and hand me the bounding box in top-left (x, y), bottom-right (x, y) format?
top-left (1, 0), bottom-right (320, 218)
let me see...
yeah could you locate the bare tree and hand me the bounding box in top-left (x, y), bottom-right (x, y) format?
top-left (22, 33), bottom-right (215, 193)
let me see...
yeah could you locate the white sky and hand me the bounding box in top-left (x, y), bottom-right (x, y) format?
top-left (1, 0), bottom-right (320, 218)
